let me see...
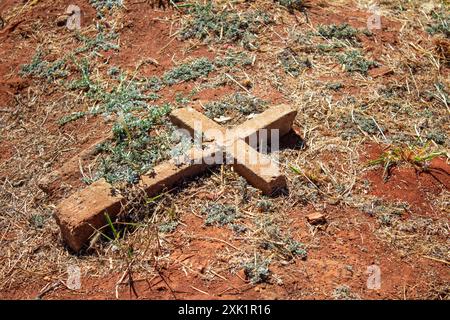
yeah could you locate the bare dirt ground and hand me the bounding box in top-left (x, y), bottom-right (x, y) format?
top-left (0, 0), bottom-right (448, 300)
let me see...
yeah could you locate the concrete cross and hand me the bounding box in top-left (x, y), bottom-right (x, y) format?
top-left (55, 105), bottom-right (297, 251)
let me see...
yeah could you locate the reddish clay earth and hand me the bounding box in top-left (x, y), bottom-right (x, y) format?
top-left (0, 0), bottom-right (448, 300)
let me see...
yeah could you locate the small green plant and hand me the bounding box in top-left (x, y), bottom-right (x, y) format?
top-left (29, 214), bottom-right (46, 229)
top-left (318, 23), bottom-right (359, 41)
top-left (368, 143), bottom-right (448, 181)
top-left (326, 82), bottom-right (343, 91)
top-left (68, 58), bottom-right (100, 95)
top-left (202, 203), bottom-right (237, 226)
top-left (94, 104), bottom-right (172, 184)
top-left (337, 50), bottom-right (378, 75)
top-left (58, 111), bottom-right (87, 126)
top-left (337, 112), bottom-right (381, 140)
top-left (158, 221), bottom-right (179, 233)
top-left (100, 212), bottom-right (124, 244)
top-left (426, 131), bottom-right (447, 145)
top-left (214, 51), bottom-right (253, 68)
top-left (231, 223), bottom-right (248, 234)
top-left (145, 76), bottom-right (164, 92)
top-left (278, 48), bottom-right (311, 77)
top-left (242, 254), bottom-right (271, 284)
top-left (75, 27), bottom-right (119, 54)
top-left (179, 3), bottom-right (272, 49)
top-left (163, 57), bottom-right (214, 85)
top-left (426, 11), bottom-right (449, 38)
top-left (332, 285), bottom-right (360, 300)
top-left (275, 0), bottom-right (307, 14)
top-left (316, 42), bottom-right (345, 52)
top-left (89, 0), bottom-right (124, 17)
top-left (254, 215), bottom-right (307, 260)
top-left (20, 51), bottom-right (68, 81)
top-left (285, 238), bottom-right (307, 259)
top-left (256, 199), bottom-right (274, 213)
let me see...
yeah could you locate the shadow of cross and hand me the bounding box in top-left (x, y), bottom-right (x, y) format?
top-left (55, 105), bottom-right (297, 252)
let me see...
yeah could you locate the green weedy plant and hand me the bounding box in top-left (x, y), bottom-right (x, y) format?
top-left (367, 143), bottom-right (448, 181)
top-left (158, 221), bottom-right (179, 233)
top-left (337, 111), bottom-right (381, 140)
top-left (20, 51), bottom-right (68, 81)
top-left (278, 47), bottom-right (311, 77)
top-left (426, 11), bottom-right (449, 38)
top-left (231, 223), bottom-right (248, 234)
top-left (141, 52), bottom-right (252, 90)
top-left (202, 203), bottom-right (237, 226)
top-left (275, 0), bottom-right (307, 14)
top-left (94, 104), bottom-right (172, 184)
top-left (318, 23), bottom-right (359, 41)
top-left (75, 27), bottom-right (120, 54)
top-left (99, 78), bottom-right (159, 114)
top-left (163, 57), bottom-right (215, 85)
top-left (254, 215), bottom-right (307, 259)
top-left (332, 285), bottom-right (360, 300)
top-left (58, 111), bottom-right (87, 126)
top-left (242, 254), bottom-right (271, 284)
top-left (179, 3), bottom-right (272, 50)
top-left (145, 76), bottom-right (164, 92)
top-left (69, 61), bottom-right (159, 114)
top-left (89, 0), bottom-right (123, 17)
top-left (68, 58), bottom-right (101, 96)
top-left (316, 42), bottom-right (345, 53)
top-left (29, 214), bottom-right (46, 229)
top-left (214, 51), bottom-right (253, 68)
top-left (233, 93), bottom-right (266, 115)
top-left (256, 199), bottom-right (274, 213)
top-left (426, 131), bottom-right (447, 145)
top-left (326, 82), bottom-right (344, 91)
top-left (337, 50), bottom-right (378, 75)
top-left (285, 238), bottom-right (307, 259)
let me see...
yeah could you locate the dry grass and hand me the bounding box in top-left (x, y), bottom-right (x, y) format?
top-left (0, 0), bottom-right (448, 299)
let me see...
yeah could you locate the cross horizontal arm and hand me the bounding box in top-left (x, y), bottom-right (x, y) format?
top-left (170, 104), bottom-right (297, 145)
